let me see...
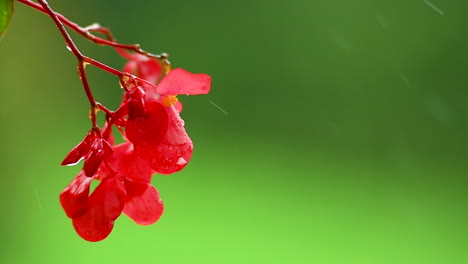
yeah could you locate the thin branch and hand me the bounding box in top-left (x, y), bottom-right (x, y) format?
top-left (16, 0), bottom-right (171, 67)
top-left (17, 0), bottom-right (170, 99)
top-left (36, 0), bottom-right (98, 127)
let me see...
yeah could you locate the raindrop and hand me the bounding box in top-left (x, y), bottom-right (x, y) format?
top-left (423, 0), bottom-right (444, 15)
top-left (209, 101), bottom-right (229, 115)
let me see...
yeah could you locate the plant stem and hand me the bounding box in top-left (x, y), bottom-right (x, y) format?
top-left (36, 0), bottom-right (98, 127)
top-left (16, 0), bottom-right (167, 95)
top-left (16, 0), bottom-right (171, 64)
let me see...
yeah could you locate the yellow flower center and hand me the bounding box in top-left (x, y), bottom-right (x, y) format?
top-left (162, 95), bottom-right (178, 107)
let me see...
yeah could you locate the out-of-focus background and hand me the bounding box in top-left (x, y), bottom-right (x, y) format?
top-left (1, 0), bottom-right (468, 263)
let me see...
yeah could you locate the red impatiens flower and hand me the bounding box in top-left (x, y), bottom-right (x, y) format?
top-left (60, 142), bottom-right (163, 241)
top-left (61, 129), bottom-right (113, 177)
top-left (126, 68), bottom-right (211, 174)
top-left (60, 52), bottom-right (210, 242)
top-left (123, 54), bottom-right (163, 85)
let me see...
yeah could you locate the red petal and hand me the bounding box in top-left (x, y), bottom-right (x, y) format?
top-left (60, 171), bottom-right (94, 218)
top-left (61, 132), bottom-right (95, 166)
top-left (83, 139), bottom-right (113, 177)
top-left (175, 101), bottom-right (183, 112)
top-left (72, 176), bottom-right (126, 242)
top-left (102, 123), bottom-right (115, 145)
top-left (123, 181), bottom-right (163, 225)
top-left (123, 60), bottom-right (138, 76)
top-left (123, 55), bottom-right (163, 84)
top-left (110, 104), bottom-right (128, 128)
top-left (137, 58), bottom-right (163, 85)
top-left (126, 86), bottom-right (146, 120)
top-left (107, 142), bottom-right (153, 183)
top-left (126, 102), bottom-right (168, 151)
top-left (138, 106), bottom-right (193, 174)
top-left (156, 68), bottom-right (211, 95)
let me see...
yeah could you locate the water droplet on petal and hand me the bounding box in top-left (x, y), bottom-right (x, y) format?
top-left (176, 149), bottom-right (182, 157)
top-left (176, 157), bottom-right (187, 166)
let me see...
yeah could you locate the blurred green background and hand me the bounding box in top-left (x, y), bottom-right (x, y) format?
top-left (1, 0), bottom-right (468, 263)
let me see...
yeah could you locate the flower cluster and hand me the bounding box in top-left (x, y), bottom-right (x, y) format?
top-left (60, 54), bottom-right (211, 242)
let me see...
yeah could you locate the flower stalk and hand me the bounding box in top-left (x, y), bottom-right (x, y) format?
top-left (14, 0), bottom-right (211, 242)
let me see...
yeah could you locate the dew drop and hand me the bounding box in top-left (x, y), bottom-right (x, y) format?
top-left (176, 157), bottom-right (187, 166)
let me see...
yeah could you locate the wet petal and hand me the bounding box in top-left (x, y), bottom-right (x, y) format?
top-left (107, 142), bottom-right (153, 183)
top-left (126, 86), bottom-right (146, 120)
top-left (126, 102), bottom-right (168, 151)
top-left (124, 181), bottom-right (164, 225)
top-left (156, 68), bottom-right (211, 95)
top-left (138, 106), bottom-right (193, 174)
top-left (60, 171), bottom-right (94, 218)
top-left (83, 139), bottom-right (113, 177)
top-left (123, 54), bottom-right (163, 84)
top-left (61, 132), bottom-right (95, 166)
top-left (174, 101), bottom-right (183, 112)
top-left (72, 176), bottom-right (126, 242)
top-left (110, 104), bottom-right (128, 128)
top-left (102, 122), bottom-right (116, 145)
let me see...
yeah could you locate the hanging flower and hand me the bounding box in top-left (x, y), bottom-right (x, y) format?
top-left (61, 129), bottom-right (113, 177)
top-left (124, 68), bottom-right (211, 174)
top-left (60, 142), bottom-right (164, 242)
top-left (60, 47), bottom-right (210, 241)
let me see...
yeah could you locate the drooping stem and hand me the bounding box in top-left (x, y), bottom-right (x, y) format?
top-left (84, 56), bottom-right (164, 90)
top-left (16, 0), bottom-right (168, 100)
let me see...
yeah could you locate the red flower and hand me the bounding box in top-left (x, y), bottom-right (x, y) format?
top-left (60, 142), bottom-right (163, 242)
top-left (126, 68), bottom-right (211, 174)
top-left (123, 54), bottom-right (163, 85)
top-left (61, 129), bottom-right (113, 177)
top-left (60, 53), bottom-right (210, 242)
